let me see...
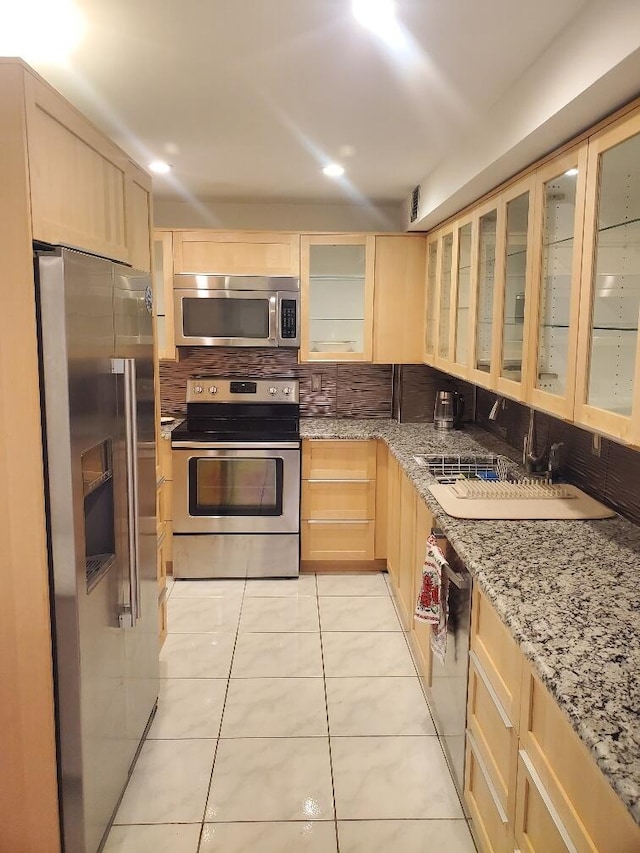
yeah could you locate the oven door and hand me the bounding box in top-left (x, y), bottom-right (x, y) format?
top-left (174, 288), bottom-right (277, 347)
top-left (172, 443), bottom-right (300, 534)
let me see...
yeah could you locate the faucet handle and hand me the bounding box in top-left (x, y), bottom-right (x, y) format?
top-left (548, 442), bottom-right (564, 479)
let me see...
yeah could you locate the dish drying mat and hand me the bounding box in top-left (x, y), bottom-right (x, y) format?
top-left (449, 481), bottom-right (574, 500)
top-left (428, 483), bottom-right (616, 519)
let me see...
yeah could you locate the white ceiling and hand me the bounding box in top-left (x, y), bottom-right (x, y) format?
top-left (19, 0), bottom-right (590, 205)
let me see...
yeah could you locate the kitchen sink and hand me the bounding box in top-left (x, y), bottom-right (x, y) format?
top-left (413, 453), bottom-right (513, 484)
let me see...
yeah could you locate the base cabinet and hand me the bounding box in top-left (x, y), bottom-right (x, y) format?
top-left (466, 589), bottom-right (640, 853)
top-left (301, 439), bottom-right (378, 568)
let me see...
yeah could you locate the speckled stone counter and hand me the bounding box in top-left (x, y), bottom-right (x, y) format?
top-left (301, 418), bottom-right (640, 824)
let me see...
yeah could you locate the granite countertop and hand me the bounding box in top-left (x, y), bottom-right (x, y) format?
top-left (301, 417), bottom-right (640, 824)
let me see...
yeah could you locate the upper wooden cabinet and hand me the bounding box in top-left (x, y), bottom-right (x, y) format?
top-left (372, 235), bottom-right (426, 364)
top-left (173, 230), bottom-right (300, 276)
top-left (575, 110), bottom-right (640, 445)
top-left (21, 68), bottom-right (151, 268)
top-left (300, 233), bottom-right (375, 361)
top-left (527, 146), bottom-right (588, 420)
top-left (152, 231), bottom-right (176, 360)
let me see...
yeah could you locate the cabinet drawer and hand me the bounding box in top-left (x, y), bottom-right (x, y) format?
top-left (157, 434), bottom-right (173, 479)
top-left (302, 440), bottom-right (376, 480)
top-left (470, 587), bottom-right (522, 724)
top-left (467, 652), bottom-right (518, 820)
top-left (515, 751), bottom-right (574, 853)
top-left (519, 664), bottom-right (640, 853)
top-left (464, 731), bottom-right (514, 853)
top-left (301, 520), bottom-right (374, 561)
top-left (301, 479), bottom-right (375, 520)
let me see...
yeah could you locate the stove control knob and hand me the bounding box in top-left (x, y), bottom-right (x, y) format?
top-left (208, 385), bottom-right (218, 395)
top-left (283, 386), bottom-right (291, 396)
top-left (193, 385), bottom-right (203, 394)
top-left (269, 386), bottom-right (277, 396)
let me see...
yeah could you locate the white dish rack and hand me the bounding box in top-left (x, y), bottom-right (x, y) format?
top-left (449, 480), bottom-right (575, 500)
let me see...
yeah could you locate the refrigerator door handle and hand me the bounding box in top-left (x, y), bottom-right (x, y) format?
top-left (112, 357), bottom-right (141, 626)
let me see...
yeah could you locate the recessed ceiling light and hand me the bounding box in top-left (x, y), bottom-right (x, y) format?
top-left (322, 163), bottom-right (345, 178)
top-left (564, 168), bottom-right (579, 177)
top-left (148, 160), bottom-right (172, 175)
top-left (352, 0), bottom-right (396, 34)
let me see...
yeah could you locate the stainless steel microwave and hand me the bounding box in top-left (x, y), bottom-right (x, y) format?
top-left (173, 275), bottom-right (300, 347)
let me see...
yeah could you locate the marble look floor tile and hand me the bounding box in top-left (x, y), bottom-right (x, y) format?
top-left (244, 575), bottom-right (317, 597)
top-left (167, 597), bottom-right (242, 633)
top-left (319, 596), bottom-right (401, 631)
top-left (221, 678), bottom-right (328, 737)
top-left (322, 632), bottom-right (416, 677)
top-left (231, 632), bottom-right (323, 678)
top-left (148, 679), bottom-right (227, 739)
top-left (199, 822), bottom-right (338, 852)
top-left (114, 739), bottom-right (216, 824)
top-left (337, 819), bottom-right (475, 853)
top-left (326, 677), bottom-right (435, 736)
top-left (316, 573), bottom-right (390, 597)
top-left (205, 737), bottom-right (334, 822)
top-left (103, 823), bottom-right (201, 853)
top-left (159, 633), bottom-right (236, 679)
top-left (331, 736), bottom-right (464, 820)
top-left (170, 579), bottom-right (246, 598)
top-left (239, 596), bottom-right (320, 632)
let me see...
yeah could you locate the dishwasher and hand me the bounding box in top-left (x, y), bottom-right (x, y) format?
top-left (425, 530), bottom-right (472, 812)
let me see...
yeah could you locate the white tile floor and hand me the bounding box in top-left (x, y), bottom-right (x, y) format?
top-left (104, 573), bottom-right (476, 853)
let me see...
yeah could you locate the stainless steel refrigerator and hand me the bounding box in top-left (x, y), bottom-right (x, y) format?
top-left (36, 247), bottom-right (158, 852)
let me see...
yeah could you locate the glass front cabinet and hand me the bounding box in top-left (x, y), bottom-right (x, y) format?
top-left (526, 146), bottom-right (588, 419)
top-left (575, 111), bottom-right (640, 444)
top-left (449, 215), bottom-right (475, 379)
top-left (424, 236), bottom-right (439, 364)
top-left (300, 234), bottom-right (375, 361)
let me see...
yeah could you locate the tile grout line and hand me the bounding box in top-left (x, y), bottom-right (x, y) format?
top-left (317, 577), bottom-right (341, 853)
top-left (195, 580), bottom-right (246, 852)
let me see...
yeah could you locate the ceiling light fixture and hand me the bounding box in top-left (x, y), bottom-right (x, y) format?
top-left (322, 163), bottom-right (345, 178)
top-left (352, 0), bottom-right (396, 35)
top-left (148, 160), bottom-right (172, 175)
top-left (564, 168), bottom-right (579, 177)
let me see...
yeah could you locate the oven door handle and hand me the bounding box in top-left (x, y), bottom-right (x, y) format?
top-left (172, 440), bottom-right (301, 450)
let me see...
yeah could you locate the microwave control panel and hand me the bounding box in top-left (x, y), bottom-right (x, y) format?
top-left (280, 299), bottom-right (297, 339)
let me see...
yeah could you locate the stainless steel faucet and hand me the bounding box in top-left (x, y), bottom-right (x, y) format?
top-left (523, 407), bottom-right (547, 474)
top-left (488, 396), bottom-right (505, 421)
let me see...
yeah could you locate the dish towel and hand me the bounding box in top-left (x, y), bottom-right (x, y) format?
top-left (414, 534), bottom-right (449, 664)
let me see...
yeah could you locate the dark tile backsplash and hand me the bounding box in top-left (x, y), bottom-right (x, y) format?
top-left (476, 388), bottom-right (640, 526)
top-left (159, 348), bottom-right (392, 418)
top-left (394, 364), bottom-right (475, 424)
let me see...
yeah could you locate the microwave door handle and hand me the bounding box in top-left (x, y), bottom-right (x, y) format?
top-left (113, 357), bottom-right (141, 626)
top-left (269, 294), bottom-right (278, 345)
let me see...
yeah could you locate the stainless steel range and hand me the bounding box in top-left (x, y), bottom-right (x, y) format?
top-left (172, 377), bottom-right (300, 578)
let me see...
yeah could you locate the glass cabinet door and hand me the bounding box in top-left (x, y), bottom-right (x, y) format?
top-left (452, 220), bottom-right (473, 374)
top-left (437, 232), bottom-right (454, 364)
top-left (500, 189), bottom-right (531, 387)
top-left (471, 204), bottom-right (499, 384)
top-left (424, 237), bottom-right (439, 363)
top-left (301, 235), bottom-right (374, 361)
top-left (529, 148), bottom-right (587, 418)
top-left (576, 114), bottom-right (640, 441)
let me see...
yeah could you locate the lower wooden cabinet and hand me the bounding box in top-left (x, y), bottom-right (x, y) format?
top-left (465, 731), bottom-right (514, 853)
top-left (409, 496), bottom-right (434, 687)
top-left (301, 439), bottom-right (378, 569)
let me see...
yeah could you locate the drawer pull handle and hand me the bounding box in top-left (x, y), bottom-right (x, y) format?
top-left (156, 475), bottom-right (167, 488)
top-left (469, 650), bottom-right (513, 729)
top-left (467, 730), bottom-right (509, 825)
top-left (305, 519), bottom-right (370, 525)
top-left (307, 478), bottom-right (372, 483)
top-left (519, 750), bottom-right (578, 853)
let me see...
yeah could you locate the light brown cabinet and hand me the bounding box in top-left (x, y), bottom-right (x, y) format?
top-left (173, 230), bottom-right (300, 276)
top-left (156, 433), bottom-right (173, 646)
top-left (466, 587), bottom-right (640, 853)
top-left (153, 230), bottom-right (176, 360)
top-left (301, 440), bottom-right (378, 566)
top-left (0, 58), bottom-right (153, 852)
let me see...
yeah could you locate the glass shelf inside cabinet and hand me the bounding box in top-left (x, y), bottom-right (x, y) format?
top-left (586, 132), bottom-right (640, 415)
top-left (308, 243), bottom-right (366, 354)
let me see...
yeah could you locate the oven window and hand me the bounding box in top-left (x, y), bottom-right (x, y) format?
top-left (182, 297), bottom-right (269, 339)
top-left (189, 457), bottom-right (283, 516)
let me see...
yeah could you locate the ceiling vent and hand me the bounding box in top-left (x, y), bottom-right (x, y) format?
top-left (410, 185), bottom-right (420, 223)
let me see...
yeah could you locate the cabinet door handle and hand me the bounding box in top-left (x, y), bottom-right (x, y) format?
top-left (519, 750), bottom-right (578, 853)
top-left (157, 530), bottom-right (167, 549)
top-left (466, 730), bottom-right (509, 825)
top-left (469, 650), bottom-right (513, 729)
top-left (307, 478), bottom-right (372, 483)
